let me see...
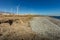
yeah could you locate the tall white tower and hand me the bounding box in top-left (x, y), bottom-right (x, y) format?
top-left (17, 6), bottom-right (19, 15)
top-left (11, 8), bottom-right (13, 13)
top-left (4, 8), bottom-right (6, 12)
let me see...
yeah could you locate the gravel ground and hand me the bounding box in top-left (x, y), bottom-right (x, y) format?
top-left (30, 17), bottom-right (60, 40)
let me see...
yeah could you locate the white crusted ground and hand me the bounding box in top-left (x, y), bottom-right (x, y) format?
top-left (30, 17), bottom-right (60, 40)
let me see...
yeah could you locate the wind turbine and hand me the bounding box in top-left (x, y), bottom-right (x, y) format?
top-left (4, 8), bottom-right (6, 12)
top-left (11, 8), bottom-right (13, 13)
top-left (16, 5), bottom-right (19, 15)
top-left (10, 8), bottom-right (14, 14)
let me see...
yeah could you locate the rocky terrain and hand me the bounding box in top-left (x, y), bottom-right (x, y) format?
top-left (0, 14), bottom-right (60, 40)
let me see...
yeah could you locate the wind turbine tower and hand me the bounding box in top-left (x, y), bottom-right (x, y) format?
top-left (4, 8), bottom-right (6, 12)
top-left (17, 6), bottom-right (19, 15)
top-left (11, 8), bottom-right (13, 13)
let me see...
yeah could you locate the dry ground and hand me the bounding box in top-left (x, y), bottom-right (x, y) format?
top-left (0, 14), bottom-right (60, 40)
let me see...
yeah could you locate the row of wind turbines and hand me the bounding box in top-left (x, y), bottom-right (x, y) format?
top-left (3, 5), bottom-right (19, 15)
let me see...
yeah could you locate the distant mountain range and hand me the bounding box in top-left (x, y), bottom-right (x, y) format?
top-left (0, 12), bottom-right (14, 15)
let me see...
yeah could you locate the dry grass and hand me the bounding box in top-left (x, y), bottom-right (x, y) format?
top-left (0, 15), bottom-right (37, 40)
top-left (0, 14), bottom-right (60, 40)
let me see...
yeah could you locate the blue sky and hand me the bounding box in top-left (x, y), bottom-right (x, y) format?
top-left (0, 0), bottom-right (60, 15)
